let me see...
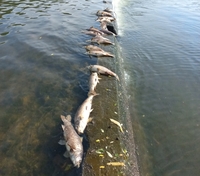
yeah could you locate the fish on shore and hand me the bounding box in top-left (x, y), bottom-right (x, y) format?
top-left (74, 94), bottom-right (96, 134)
top-left (86, 50), bottom-right (114, 58)
top-left (88, 35), bottom-right (114, 45)
top-left (88, 65), bottom-right (119, 81)
top-left (59, 115), bottom-right (83, 168)
top-left (88, 72), bottom-right (100, 96)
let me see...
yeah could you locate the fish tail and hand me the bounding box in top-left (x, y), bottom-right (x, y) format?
top-left (106, 53), bottom-right (114, 57)
top-left (88, 90), bottom-right (98, 96)
top-left (115, 75), bottom-right (120, 81)
top-left (60, 115), bottom-right (66, 122)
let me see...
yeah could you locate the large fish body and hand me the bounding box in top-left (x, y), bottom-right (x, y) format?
top-left (96, 10), bottom-right (113, 17)
top-left (88, 72), bottom-right (100, 96)
top-left (87, 27), bottom-right (104, 35)
top-left (88, 65), bottom-right (120, 81)
top-left (86, 50), bottom-right (114, 58)
top-left (82, 30), bottom-right (101, 36)
top-left (90, 35), bottom-right (114, 45)
top-left (85, 45), bottom-right (104, 52)
top-left (97, 16), bottom-right (116, 23)
top-left (59, 115), bottom-right (83, 168)
top-left (74, 95), bottom-right (95, 134)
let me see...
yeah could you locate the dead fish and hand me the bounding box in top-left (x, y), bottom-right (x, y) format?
top-left (82, 30), bottom-right (101, 36)
top-left (88, 65), bottom-right (119, 81)
top-left (74, 94), bottom-right (96, 134)
top-left (96, 10), bottom-right (113, 17)
top-left (103, 8), bottom-right (113, 13)
top-left (88, 72), bottom-right (100, 96)
top-left (85, 45), bottom-right (104, 52)
top-left (88, 35), bottom-right (114, 45)
top-left (97, 16), bottom-right (115, 23)
top-left (87, 26), bottom-right (104, 35)
top-left (100, 21), bottom-right (108, 30)
top-left (86, 50), bottom-right (114, 58)
top-left (100, 28), bottom-right (116, 36)
top-left (59, 115), bottom-right (83, 168)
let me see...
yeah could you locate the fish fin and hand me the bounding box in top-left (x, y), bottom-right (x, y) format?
top-left (105, 52), bottom-right (114, 58)
top-left (116, 75), bottom-right (120, 81)
top-left (66, 115), bottom-right (72, 122)
top-left (88, 117), bottom-right (93, 123)
top-left (58, 140), bottom-right (65, 145)
top-left (60, 115), bottom-right (66, 122)
top-left (63, 151), bottom-right (70, 158)
top-left (61, 124), bottom-right (65, 130)
top-left (96, 68), bottom-right (100, 75)
top-left (90, 108), bottom-right (93, 112)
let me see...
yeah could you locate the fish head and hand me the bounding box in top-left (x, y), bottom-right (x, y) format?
top-left (69, 148), bottom-right (83, 168)
top-left (76, 124), bottom-right (85, 135)
top-left (75, 120), bottom-right (85, 135)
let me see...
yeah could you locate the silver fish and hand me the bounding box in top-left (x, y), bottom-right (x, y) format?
top-left (82, 30), bottom-right (101, 36)
top-left (100, 28), bottom-right (116, 36)
top-left (85, 45), bottom-right (104, 52)
top-left (86, 50), bottom-right (114, 58)
top-left (96, 10), bottom-right (113, 17)
top-left (87, 27), bottom-right (104, 35)
top-left (88, 65), bottom-right (119, 81)
top-left (59, 115), bottom-right (83, 168)
top-left (88, 35), bottom-right (114, 45)
top-left (74, 94), bottom-right (95, 134)
top-left (88, 72), bottom-right (100, 96)
top-left (96, 16), bottom-right (116, 23)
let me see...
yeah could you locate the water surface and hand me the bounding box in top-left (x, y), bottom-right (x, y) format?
top-left (113, 0), bottom-right (200, 175)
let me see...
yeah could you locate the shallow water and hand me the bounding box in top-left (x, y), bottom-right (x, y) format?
top-left (0, 0), bottom-right (130, 175)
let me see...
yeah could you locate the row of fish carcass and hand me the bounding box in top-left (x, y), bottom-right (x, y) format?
top-left (58, 8), bottom-right (119, 168)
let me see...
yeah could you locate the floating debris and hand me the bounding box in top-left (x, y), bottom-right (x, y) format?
top-left (110, 118), bottom-right (124, 133)
top-left (101, 129), bottom-right (104, 133)
top-left (96, 139), bottom-right (100, 143)
top-left (99, 166), bottom-right (105, 169)
top-left (106, 151), bottom-right (113, 158)
top-left (107, 162), bottom-right (125, 166)
top-left (96, 148), bottom-right (104, 154)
